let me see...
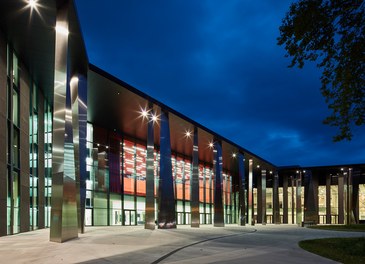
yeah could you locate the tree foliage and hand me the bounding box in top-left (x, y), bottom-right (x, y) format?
top-left (278, 0), bottom-right (365, 141)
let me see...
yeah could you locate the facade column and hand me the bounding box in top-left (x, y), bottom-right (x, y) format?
top-left (325, 174), bottom-right (331, 224)
top-left (256, 168), bottom-right (262, 224)
top-left (295, 172), bottom-right (302, 225)
top-left (145, 103), bottom-right (155, 230)
top-left (213, 140), bottom-right (224, 227)
top-left (261, 170), bottom-right (267, 224)
top-left (50, 1), bottom-right (78, 242)
top-left (352, 169), bottom-right (360, 224)
top-left (346, 169), bottom-right (354, 224)
top-left (303, 170), bottom-right (318, 223)
top-left (70, 74), bottom-right (87, 234)
top-left (338, 171), bottom-right (344, 224)
top-left (282, 174), bottom-right (288, 224)
top-left (238, 153), bottom-right (245, 226)
top-left (191, 127), bottom-right (199, 227)
top-left (273, 172), bottom-right (280, 224)
top-left (157, 110), bottom-right (176, 228)
top-left (248, 159), bottom-right (253, 225)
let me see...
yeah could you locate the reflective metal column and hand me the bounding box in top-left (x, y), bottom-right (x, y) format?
top-left (273, 172), bottom-right (280, 224)
top-left (303, 170), bottom-right (318, 224)
top-left (238, 153), bottom-right (245, 226)
top-left (248, 159), bottom-right (253, 225)
top-left (260, 170), bottom-right (267, 224)
top-left (158, 110), bottom-right (176, 228)
top-left (283, 174), bottom-right (288, 224)
top-left (325, 174), bottom-right (331, 224)
top-left (352, 169), bottom-right (360, 224)
top-left (295, 172), bottom-right (302, 225)
top-left (191, 127), bottom-right (199, 227)
top-left (50, 1), bottom-right (78, 242)
top-left (213, 141), bottom-right (224, 227)
top-left (78, 75), bottom-right (87, 234)
top-left (70, 75), bottom-right (87, 234)
top-left (257, 169), bottom-right (262, 224)
top-left (145, 104), bottom-right (155, 230)
top-left (338, 172), bottom-right (344, 224)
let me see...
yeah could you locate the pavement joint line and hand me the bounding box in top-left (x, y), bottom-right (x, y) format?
top-left (150, 228), bottom-right (257, 264)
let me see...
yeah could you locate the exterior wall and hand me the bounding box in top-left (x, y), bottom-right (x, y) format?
top-left (0, 29), bottom-right (7, 236)
top-left (19, 61), bottom-right (30, 233)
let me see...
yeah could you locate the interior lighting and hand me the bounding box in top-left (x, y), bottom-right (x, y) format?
top-left (257, 165), bottom-right (260, 168)
top-left (232, 153), bottom-right (236, 158)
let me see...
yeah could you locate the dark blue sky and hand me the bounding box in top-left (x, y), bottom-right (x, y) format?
top-left (75, 0), bottom-right (365, 167)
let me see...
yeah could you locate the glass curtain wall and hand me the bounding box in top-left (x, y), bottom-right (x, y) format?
top-left (29, 83), bottom-right (39, 230)
top-left (44, 101), bottom-right (52, 227)
top-left (84, 124), bottom-right (236, 227)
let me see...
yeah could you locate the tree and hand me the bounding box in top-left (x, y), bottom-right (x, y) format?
top-left (278, 0), bottom-right (365, 141)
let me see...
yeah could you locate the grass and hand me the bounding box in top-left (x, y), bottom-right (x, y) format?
top-left (308, 224), bottom-right (365, 232)
top-left (299, 237), bottom-right (365, 264)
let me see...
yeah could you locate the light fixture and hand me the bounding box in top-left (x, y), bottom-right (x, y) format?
top-left (55, 24), bottom-right (69, 36)
top-left (151, 114), bottom-right (158, 122)
top-left (208, 142), bottom-right (214, 148)
top-left (185, 130), bottom-right (192, 138)
top-left (270, 171), bottom-right (273, 174)
top-left (257, 165), bottom-right (260, 168)
top-left (28, 0), bottom-right (37, 8)
top-left (232, 153), bottom-right (236, 158)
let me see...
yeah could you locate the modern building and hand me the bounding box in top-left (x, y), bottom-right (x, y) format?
top-left (0, 0), bottom-right (364, 242)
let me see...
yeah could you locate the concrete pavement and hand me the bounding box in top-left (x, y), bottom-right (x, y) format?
top-left (0, 224), bottom-right (363, 263)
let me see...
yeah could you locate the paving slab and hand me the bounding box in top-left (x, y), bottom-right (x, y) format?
top-left (0, 224), bottom-right (363, 264)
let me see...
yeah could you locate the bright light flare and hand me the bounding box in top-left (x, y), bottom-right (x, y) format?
top-left (184, 130), bottom-right (192, 139)
top-left (232, 153), bottom-right (237, 158)
top-left (208, 142), bottom-right (214, 148)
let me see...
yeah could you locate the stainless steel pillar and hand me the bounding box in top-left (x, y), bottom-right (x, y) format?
top-left (338, 171), bottom-right (344, 224)
top-left (145, 104), bottom-right (155, 230)
top-left (70, 75), bottom-right (87, 234)
top-left (273, 172), bottom-right (280, 224)
top-left (325, 174), bottom-right (331, 224)
top-left (158, 110), bottom-right (176, 228)
top-left (303, 170), bottom-right (318, 224)
top-left (213, 141), bottom-right (224, 227)
top-left (238, 153), bottom-right (245, 226)
top-left (295, 172), bottom-right (302, 225)
top-left (191, 127), bottom-right (199, 227)
top-left (261, 170), bottom-right (266, 224)
top-left (248, 159), bottom-right (253, 225)
top-left (283, 174), bottom-right (288, 224)
top-left (50, 2), bottom-right (78, 242)
top-left (352, 169), bottom-right (360, 224)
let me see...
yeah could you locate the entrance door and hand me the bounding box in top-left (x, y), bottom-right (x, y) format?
top-left (124, 210), bottom-right (136, 225)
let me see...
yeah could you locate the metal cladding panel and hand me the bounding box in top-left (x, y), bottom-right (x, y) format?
top-left (303, 170), bottom-right (318, 223)
top-left (50, 3), bottom-right (78, 243)
top-left (273, 172), bottom-right (280, 224)
top-left (248, 159), bottom-right (253, 225)
top-left (238, 153), bottom-right (245, 226)
top-left (295, 173), bottom-right (302, 225)
top-left (145, 104), bottom-right (155, 230)
top-left (213, 141), bottom-right (224, 227)
top-left (261, 170), bottom-right (266, 224)
top-left (157, 111), bottom-right (176, 229)
top-left (191, 127), bottom-right (199, 227)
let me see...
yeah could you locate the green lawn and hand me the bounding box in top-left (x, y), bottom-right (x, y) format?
top-left (308, 224), bottom-right (365, 232)
top-left (299, 237), bottom-right (365, 264)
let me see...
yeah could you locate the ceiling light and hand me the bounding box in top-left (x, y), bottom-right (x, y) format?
top-left (232, 153), bottom-right (236, 158)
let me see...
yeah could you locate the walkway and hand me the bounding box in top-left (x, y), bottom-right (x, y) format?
top-left (0, 224), bottom-right (363, 263)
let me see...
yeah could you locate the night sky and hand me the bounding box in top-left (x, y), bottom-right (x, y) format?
top-left (75, 0), bottom-right (365, 167)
